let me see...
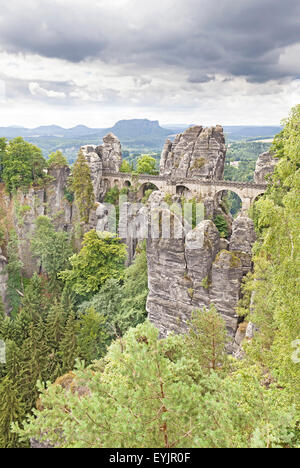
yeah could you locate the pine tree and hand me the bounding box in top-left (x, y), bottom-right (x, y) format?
top-left (6, 230), bottom-right (23, 317)
top-left (71, 151), bottom-right (95, 223)
top-left (31, 216), bottom-right (73, 288)
top-left (185, 306), bottom-right (228, 373)
top-left (46, 301), bottom-right (66, 347)
top-left (76, 307), bottom-right (108, 362)
top-left (18, 321), bottom-right (49, 410)
top-left (0, 377), bottom-right (25, 448)
top-left (60, 311), bottom-right (79, 373)
top-left (20, 273), bottom-right (49, 322)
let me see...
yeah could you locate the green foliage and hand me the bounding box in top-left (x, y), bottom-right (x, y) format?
top-left (2, 109), bottom-right (300, 448)
top-left (48, 150), bottom-right (68, 168)
top-left (0, 138), bottom-right (7, 181)
top-left (76, 308), bottom-right (108, 364)
top-left (136, 154), bottom-right (158, 175)
top-left (214, 214), bottom-right (229, 238)
top-left (224, 140), bottom-right (271, 183)
top-left (31, 216), bottom-right (73, 287)
top-left (120, 160), bottom-right (133, 173)
top-left (104, 185), bottom-right (120, 205)
top-left (0, 377), bottom-right (25, 448)
top-left (0, 137), bottom-right (47, 192)
top-left (0, 275), bottom-right (108, 447)
top-left (79, 245), bottom-right (148, 339)
top-left (185, 306), bottom-right (228, 374)
top-left (141, 188), bottom-right (154, 204)
top-left (59, 230), bottom-right (127, 301)
top-left (14, 320), bottom-right (299, 448)
top-left (5, 230), bottom-right (23, 317)
top-left (71, 151), bottom-right (95, 223)
top-left (239, 104), bottom-right (300, 421)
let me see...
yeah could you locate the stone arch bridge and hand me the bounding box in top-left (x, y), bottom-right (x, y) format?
top-left (102, 171), bottom-right (267, 213)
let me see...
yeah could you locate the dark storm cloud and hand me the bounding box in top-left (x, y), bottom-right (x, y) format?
top-left (0, 0), bottom-right (300, 82)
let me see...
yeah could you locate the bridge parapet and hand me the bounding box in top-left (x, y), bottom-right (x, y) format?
top-left (102, 171), bottom-right (267, 191)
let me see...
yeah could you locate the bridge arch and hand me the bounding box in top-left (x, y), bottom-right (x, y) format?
top-left (214, 189), bottom-right (243, 217)
top-left (176, 185), bottom-right (192, 199)
top-left (137, 182), bottom-right (160, 201)
top-left (252, 191), bottom-right (265, 204)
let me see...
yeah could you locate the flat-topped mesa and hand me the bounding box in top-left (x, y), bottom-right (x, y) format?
top-left (160, 125), bottom-right (226, 180)
top-left (80, 133), bottom-right (122, 200)
top-left (254, 151), bottom-right (278, 184)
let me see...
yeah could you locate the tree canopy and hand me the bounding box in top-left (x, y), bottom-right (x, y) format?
top-left (0, 138), bottom-right (47, 192)
top-left (59, 230), bottom-right (127, 301)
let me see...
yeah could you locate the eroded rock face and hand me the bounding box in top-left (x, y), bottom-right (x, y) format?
top-left (160, 125), bottom-right (226, 180)
top-left (80, 145), bottom-right (104, 201)
top-left (81, 133), bottom-right (122, 201)
top-left (254, 151), bottom-right (278, 184)
top-left (99, 133), bottom-right (122, 172)
top-left (146, 194), bottom-right (256, 342)
top-left (229, 217), bottom-right (256, 255)
top-left (11, 167), bottom-right (74, 276)
top-left (14, 187), bottom-right (46, 276)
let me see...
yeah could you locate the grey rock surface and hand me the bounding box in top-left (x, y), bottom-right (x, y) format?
top-left (80, 145), bottom-right (103, 201)
top-left (160, 125), bottom-right (226, 180)
top-left (254, 151), bottom-right (278, 184)
top-left (81, 133), bottom-right (122, 201)
top-left (146, 194), bottom-right (256, 341)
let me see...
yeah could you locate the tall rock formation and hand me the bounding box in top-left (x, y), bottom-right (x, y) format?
top-left (0, 167), bottom-right (74, 277)
top-left (81, 133), bottom-right (122, 201)
top-left (254, 151), bottom-right (278, 184)
top-left (145, 125), bottom-right (256, 347)
top-left (160, 125), bottom-right (226, 180)
top-left (145, 190), bottom-right (256, 346)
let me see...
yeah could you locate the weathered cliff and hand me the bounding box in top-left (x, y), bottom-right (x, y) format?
top-left (145, 190), bottom-right (256, 347)
top-left (81, 133), bottom-right (122, 201)
top-left (0, 127), bottom-right (266, 350)
top-left (254, 151), bottom-right (278, 184)
top-left (160, 125), bottom-right (226, 180)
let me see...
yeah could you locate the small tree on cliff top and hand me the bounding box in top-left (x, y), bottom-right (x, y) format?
top-left (72, 151), bottom-right (95, 223)
top-left (48, 151), bottom-right (68, 169)
top-left (185, 306), bottom-right (228, 374)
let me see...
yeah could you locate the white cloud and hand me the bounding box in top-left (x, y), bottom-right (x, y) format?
top-left (29, 81), bottom-right (66, 99)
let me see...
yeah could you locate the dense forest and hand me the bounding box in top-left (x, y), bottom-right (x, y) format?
top-left (0, 106), bottom-right (299, 448)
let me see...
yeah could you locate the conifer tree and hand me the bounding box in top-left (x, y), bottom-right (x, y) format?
top-left (6, 230), bottom-right (23, 317)
top-left (71, 151), bottom-right (95, 223)
top-left (20, 273), bottom-right (49, 322)
top-left (60, 311), bottom-right (79, 373)
top-left (185, 306), bottom-right (228, 373)
top-left (0, 377), bottom-right (25, 448)
top-left (31, 217), bottom-right (73, 289)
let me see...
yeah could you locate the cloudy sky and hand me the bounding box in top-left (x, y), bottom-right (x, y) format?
top-left (0, 0), bottom-right (300, 128)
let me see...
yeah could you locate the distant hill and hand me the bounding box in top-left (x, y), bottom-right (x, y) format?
top-left (223, 126), bottom-right (282, 141)
top-left (0, 120), bottom-right (282, 163)
top-left (0, 119), bottom-right (172, 140)
top-left (108, 119), bottom-right (171, 139)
